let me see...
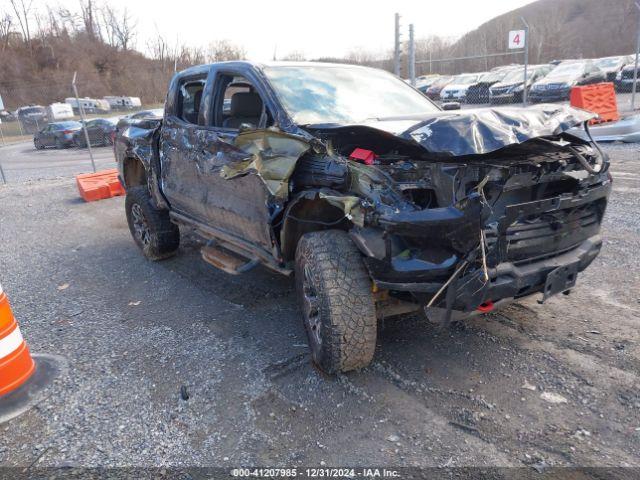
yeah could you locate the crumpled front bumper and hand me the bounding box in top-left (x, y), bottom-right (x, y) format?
top-left (356, 177), bottom-right (610, 311)
top-left (378, 234), bottom-right (602, 314)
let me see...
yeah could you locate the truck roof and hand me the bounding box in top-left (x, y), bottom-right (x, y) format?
top-left (175, 60), bottom-right (379, 79)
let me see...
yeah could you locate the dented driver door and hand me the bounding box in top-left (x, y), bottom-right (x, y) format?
top-left (159, 69), bottom-right (276, 251)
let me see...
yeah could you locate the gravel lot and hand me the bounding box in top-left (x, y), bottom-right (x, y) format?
top-left (0, 142), bottom-right (638, 471)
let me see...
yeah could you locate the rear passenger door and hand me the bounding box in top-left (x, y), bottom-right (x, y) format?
top-left (159, 66), bottom-right (275, 251)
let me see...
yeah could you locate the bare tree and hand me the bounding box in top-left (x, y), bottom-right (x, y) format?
top-left (102, 5), bottom-right (136, 50)
top-left (281, 50), bottom-right (306, 61)
top-left (9, 0), bottom-right (33, 49)
top-left (146, 30), bottom-right (170, 67)
top-left (79, 0), bottom-right (98, 40)
top-left (0, 14), bottom-right (13, 51)
top-left (205, 39), bottom-right (245, 62)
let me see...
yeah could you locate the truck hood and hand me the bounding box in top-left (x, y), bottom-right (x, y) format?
top-left (311, 104), bottom-right (595, 157)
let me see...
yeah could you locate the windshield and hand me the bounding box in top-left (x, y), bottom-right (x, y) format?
top-left (480, 71), bottom-right (508, 83)
top-left (452, 74), bottom-right (479, 85)
top-left (595, 57), bottom-right (620, 69)
top-left (431, 76), bottom-right (453, 87)
top-left (263, 65), bottom-right (439, 125)
top-left (547, 63), bottom-right (586, 78)
top-left (500, 68), bottom-right (535, 83)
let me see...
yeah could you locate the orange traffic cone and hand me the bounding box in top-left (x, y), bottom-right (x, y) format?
top-left (0, 283), bottom-right (36, 397)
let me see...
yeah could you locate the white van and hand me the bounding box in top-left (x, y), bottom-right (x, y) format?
top-left (46, 102), bottom-right (74, 120)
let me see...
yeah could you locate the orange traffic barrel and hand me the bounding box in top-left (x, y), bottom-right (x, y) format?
top-left (570, 82), bottom-right (619, 125)
top-left (0, 283), bottom-right (36, 397)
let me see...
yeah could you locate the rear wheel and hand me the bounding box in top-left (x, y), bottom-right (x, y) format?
top-left (125, 186), bottom-right (180, 260)
top-left (295, 230), bottom-right (377, 374)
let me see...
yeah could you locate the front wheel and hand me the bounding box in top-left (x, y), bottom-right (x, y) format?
top-left (125, 186), bottom-right (180, 260)
top-left (295, 230), bottom-right (377, 374)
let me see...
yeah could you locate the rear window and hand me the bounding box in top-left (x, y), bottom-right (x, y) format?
top-left (21, 107), bottom-right (45, 115)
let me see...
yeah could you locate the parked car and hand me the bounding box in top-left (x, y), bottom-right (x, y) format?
top-left (615, 61), bottom-right (640, 92)
top-left (115, 108), bottom-right (164, 132)
top-left (466, 68), bottom-right (519, 104)
top-left (529, 61), bottom-right (606, 103)
top-left (73, 118), bottom-right (118, 147)
top-left (0, 109), bottom-right (16, 122)
top-left (593, 55), bottom-right (633, 82)
top-left (33, 121), bottom-right (82, 149)
top-left (415, 75), bottom-right (440, 94)
top-left (17, 105), bottom-right (47, 133)
top-left (424, 75), bottom-right (453, 100)
top-left (489, 65), bottom-right (553, 104)
top-left (439, 73), bottom-right (481, 102)
top-left (116, 61), bottom-right (610, 374)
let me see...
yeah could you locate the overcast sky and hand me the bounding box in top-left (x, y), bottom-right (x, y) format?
top-left (99, 0), bottom-right (537, 60)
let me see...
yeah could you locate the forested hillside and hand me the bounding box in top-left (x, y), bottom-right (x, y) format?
top-left (1, 0), bottom-right (637, 109)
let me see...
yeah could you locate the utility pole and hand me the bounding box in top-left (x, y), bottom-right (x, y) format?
top-left (521, 16), bottom-right (530, 107)
top-left (409, 24), bottom-right (416, 86)
top-left (632, 2), bottom-right (640, 110)
top-left (72, 72), bottom-right (96, 173)
top-left (394, 13), bottom-right (401, 77)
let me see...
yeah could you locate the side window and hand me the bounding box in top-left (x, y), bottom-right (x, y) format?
top-left (177, 77), bottom-right (206, 124)
top-left (213, 74), bottom-right (271, 130)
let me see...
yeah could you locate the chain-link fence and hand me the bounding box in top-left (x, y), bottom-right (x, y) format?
top-left (0, 79), bottom-right (163, 146)
top-left (410, 51), bottom-right (639, 109)
top-left (401, 2), bottom-right (640, 110)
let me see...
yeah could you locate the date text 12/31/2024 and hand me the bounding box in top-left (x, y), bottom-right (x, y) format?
top-left (231, 468), bottom-right (401, 478)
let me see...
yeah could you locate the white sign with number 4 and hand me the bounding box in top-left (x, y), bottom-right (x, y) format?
top-left (508, 30), bottom-right (526, 49)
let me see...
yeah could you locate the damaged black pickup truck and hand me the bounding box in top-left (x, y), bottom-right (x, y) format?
top-left (115, 62), bottom-right (611, 374)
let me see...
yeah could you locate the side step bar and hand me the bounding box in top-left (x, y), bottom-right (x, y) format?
top-left (201, 244), bottom-right (259, 275)
top-left (170, 211), bottom-right (292, 276)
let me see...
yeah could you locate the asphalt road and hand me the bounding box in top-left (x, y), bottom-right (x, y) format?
top-left (0, 143), bottom-right (638, 472)
top-left (0, 141), bottom-right (116, 184)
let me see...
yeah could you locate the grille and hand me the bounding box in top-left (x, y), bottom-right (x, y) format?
top-left (504, 205), bottom-right (600, 263)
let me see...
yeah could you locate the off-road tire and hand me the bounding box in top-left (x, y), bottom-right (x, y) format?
top-left (295, 230), bottom-right (377, 374)
top-left (125, 186), bottom-right (180, 261)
